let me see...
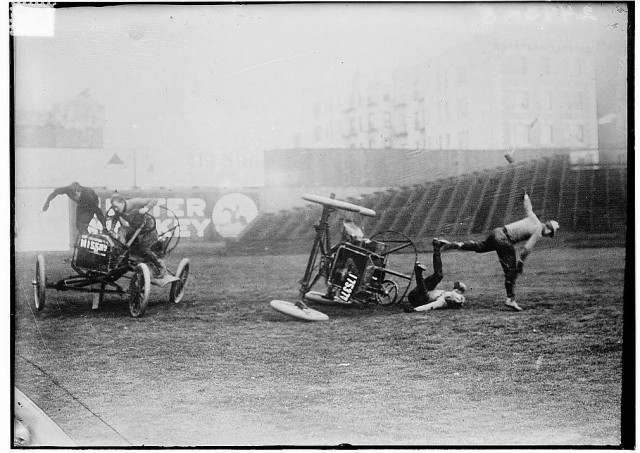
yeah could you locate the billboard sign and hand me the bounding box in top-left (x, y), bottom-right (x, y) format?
top-left (100, 189), bottom-right (260, 241)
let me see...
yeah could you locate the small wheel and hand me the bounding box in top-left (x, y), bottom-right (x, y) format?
top-left (33, 255), bottom-right (46, 311)
top-left (169, 258), bottom-right (190, 304)
top-left (129, 263), bottom-right (151, 317)
top-left (375, 280), bottom-right (399, 306)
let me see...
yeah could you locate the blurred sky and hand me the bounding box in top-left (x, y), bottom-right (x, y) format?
top-left (13, 2), bottom-right (628, 157)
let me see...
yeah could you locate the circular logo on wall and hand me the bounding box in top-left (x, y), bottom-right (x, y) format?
top-left (211, 193), bottom-right (259, 238)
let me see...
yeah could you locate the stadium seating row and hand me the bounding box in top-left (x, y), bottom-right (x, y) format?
top-left (234, 156), bottom-right (627, 254)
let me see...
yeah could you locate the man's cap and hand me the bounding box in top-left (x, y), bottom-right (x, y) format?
top-left (454, 281), bottom-right (467, 293)
top-left (545, 220), bottom-right (559, 238)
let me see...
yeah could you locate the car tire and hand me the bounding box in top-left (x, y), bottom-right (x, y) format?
top-left (169, 258), bottom-right (190, 304)
top-left (129, 263), bottom-right (151, 317)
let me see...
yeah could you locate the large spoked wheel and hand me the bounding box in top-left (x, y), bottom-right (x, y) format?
top-left (375, 280), bottom-right (399, 306)
top-left (157, 206), bottom-right (182, 256)
top-left (369, 230), bottom-right (417, 305)
top-left (129, 263), bottom-right (151, 318)
top-left (33, 255), bottom-right (46, 311)
top-left (169, 258), bottom-right (190, 304)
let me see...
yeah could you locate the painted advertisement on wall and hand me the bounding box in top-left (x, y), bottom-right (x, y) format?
top-left (14, 188), bottom-right (262, 252)
top-left (210, 193), bottom-right (260, 238)
top-left (99, 189), bottom-right (260, 242)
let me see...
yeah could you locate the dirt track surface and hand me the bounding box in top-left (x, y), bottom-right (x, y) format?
top-left (14, 248), bottom-right (626, 446)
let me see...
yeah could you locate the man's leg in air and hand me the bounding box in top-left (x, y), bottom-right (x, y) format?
top-left (407, 239), bottom-right (444, 310)
top-left (407, 263), bottom-right (429, 308)
top-left (422, 239), bottom-right (445, 290)
top-left (451, 232), bottom-right (497, 254)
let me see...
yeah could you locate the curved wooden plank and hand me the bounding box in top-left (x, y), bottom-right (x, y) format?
top-left (302, 194), bottom-right (376, 217)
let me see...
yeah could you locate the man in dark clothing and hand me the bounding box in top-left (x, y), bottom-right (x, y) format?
top-left (405, 238), bottom-right (467, 312)
top-left (42, 182), bottom-right (106, 234)
top-left (109, 193), bottom-right (167, 278)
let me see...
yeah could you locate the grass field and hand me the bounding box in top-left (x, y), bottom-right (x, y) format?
top-left (13, 245), bottom-right (628, 447)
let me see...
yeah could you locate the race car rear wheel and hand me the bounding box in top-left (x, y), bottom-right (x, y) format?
top-left (375, 280), bottom-right (399, 306)
top-left (33, 255), bottom-right (46, 311)
top-left (169, 258), bottom-right (190, 304)
top-left (129, 263), bottom-right (151, 317)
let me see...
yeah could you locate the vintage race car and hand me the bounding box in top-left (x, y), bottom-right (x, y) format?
top-left (33, 211), bottom-right (190, 318)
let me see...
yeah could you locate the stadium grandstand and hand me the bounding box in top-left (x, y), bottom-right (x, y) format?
top-left (230, 154), bottom-right (627, 255)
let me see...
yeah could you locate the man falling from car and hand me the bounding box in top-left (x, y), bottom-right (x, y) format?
top-left (42, 182), bottom-right (106, 234)
top-left (435, 190), bottom-right (559, 312)
top-left (405, 238), bottom-right (468, 312)
top-left (109, 193), bottom-right (167, 278)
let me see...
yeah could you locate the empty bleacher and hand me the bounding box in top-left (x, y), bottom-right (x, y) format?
top-left (404, 181), bottom-right (442, 237)
top-left (230, 155), bottom-right (628, 254)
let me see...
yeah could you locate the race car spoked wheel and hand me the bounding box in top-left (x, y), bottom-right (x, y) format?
top-left (129, 263), bottom-right (151, 318)
top-left (375, 280), bottom-right (399, 307)
top-left (369, 230), bottom-right (417, 305)
top-left (157, 206), bottom-right (182, 255)
top-left (33, 255), bottom-right (46, 311)
top-left (169, 258), bottom-right (190, 304)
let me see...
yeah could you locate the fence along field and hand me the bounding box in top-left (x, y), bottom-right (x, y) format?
top-left (13, 241), bottom-right (627, 446)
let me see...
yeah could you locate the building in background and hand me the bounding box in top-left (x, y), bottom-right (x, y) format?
top-left (14, 110), bottom-right (56, 148)
top-left (295, 83), bottom-right (347, 149)
top-left (424, 34), bottom-right (599, 151)
top-left (16, 89), bottom-right (105, 148)
top-left (296, 34), bottom-right (605, 153)
top-left (343, 71), bottom-right (395, 149)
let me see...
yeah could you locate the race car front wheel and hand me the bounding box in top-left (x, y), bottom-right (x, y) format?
top-left (169, 258), bottom-right (190, 304)
top-left (33, 255), bottom-right (46, 311)
top-left (129, 263), bottom-right (151, 317)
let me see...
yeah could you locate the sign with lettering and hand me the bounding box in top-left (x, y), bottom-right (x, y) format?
top-left (339, 272), bottom-right (359, 302)
top-left (100, 190), bottom-right (261, 242)
top-left (78, 234), bottom-right (110, 256)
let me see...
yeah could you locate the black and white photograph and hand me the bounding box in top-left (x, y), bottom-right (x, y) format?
top-left (11, 1), bottom-right (631, 447)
